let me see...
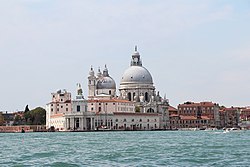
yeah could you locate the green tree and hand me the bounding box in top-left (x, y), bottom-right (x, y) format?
top-left (24, 105), bottom-right (30, 113)
top-left (0, 112), bottom-right (4, 125)
top-left (24, 107), bottom-right (46, 125)
top-left (13, 115), bottom-right (22, 125)
top-left (24, 111), bottom-right (31, 124)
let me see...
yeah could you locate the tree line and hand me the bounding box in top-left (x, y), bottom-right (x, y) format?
top-left (13, 105), bottom-right (46, 125)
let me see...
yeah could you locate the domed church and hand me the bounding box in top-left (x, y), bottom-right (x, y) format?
top-left (119, 46), bottom-right (157, 103)
top-left (47, 46), bottom-right (170, 131)
top-left (88, 46), bottom-right (167, 113)
top-left (88, 65), bottom-right (116, 98)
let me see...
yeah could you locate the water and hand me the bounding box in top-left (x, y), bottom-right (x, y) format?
top-left (0, 131), bottom-right (249, 167)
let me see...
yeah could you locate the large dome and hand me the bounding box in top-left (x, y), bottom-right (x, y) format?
top-left (120, 66), bottom-right (153, 85)
top-left (97, 76), bottom-right (116, 89)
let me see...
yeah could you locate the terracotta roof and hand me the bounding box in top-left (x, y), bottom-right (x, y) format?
top-left (113, 112), bottom-right (159, 116)
top-left (201, 116), bottom-right (210, 120)
top-left (50, 113), bottom-right (64, 118)
top-left (168, 106), bottom-right (178, 111)
top-left (88, 99), bottom-right (133, 103)
top-left (242, 108), bottom-right (250, 112)
top-left (178, 102), bottom-right (216, 107)
top-left (179, 115), bottom-right (211, 120)
top-left (224, 108), bottom-right (239, 111)
top-left (169, 114), bottom-right (179, 117)
top-left (180, 115), bottom-right (197, 120)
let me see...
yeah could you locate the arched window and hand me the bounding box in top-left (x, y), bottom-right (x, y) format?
top-left (128, 92), bottom-right (132, 101)
top-left (147, 108), bottom-right (154, 113)
top-left (109, 90), bottom-right (111, 95)
top-left (145, 92), bottom-right (149, 102)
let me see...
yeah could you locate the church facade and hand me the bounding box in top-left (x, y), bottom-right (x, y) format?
top-left (46, 47), bottom-right (170, 131)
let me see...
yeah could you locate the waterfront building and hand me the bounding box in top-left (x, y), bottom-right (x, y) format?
top-left (87, 47), bottom-right (169, 130)
top-left (223, 107), bottom-right (240, 128)
top-left (1, 112), bottom-right (15, 126)
top-left (240, 108), bottom-right (250, 121)
top-left (65, 84), bottom-right (95, 131)
top-left (169, 101), bottom-right (221, 129)
top-left (239, 108), bottom-right (250, 129)
top-left (45, 89), bottom-right (72, 130)
top-left (46, 47), bottom-right (170, 131)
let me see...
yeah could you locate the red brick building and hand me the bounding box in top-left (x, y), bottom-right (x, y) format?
top-left (169, 101), bottom-right (221, 129)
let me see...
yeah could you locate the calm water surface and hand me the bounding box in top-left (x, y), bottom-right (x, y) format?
top-left (0, 131), bottom-right (249, 167)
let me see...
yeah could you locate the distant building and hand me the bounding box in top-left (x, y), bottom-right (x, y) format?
top-left (46, 89), bottom-right (72, 130)
top-left (239, 108), bottom-right (250, 129)
top-left (169, 101), bottom-right (220, 129)
top-left (2, 112), bottom-right (15, 126)
top-left (223, 107), bottom-right (240, 128)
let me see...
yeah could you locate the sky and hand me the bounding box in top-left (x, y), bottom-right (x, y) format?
top-left (0, 0), bottom-right (250, 111)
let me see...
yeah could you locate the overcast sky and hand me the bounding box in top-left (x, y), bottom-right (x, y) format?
top-left (0, 0), bottom-right (250, 111)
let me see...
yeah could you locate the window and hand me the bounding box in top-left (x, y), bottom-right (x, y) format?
top-left (91, 107), bottom-right (93, 111)
top-left (109, 90), bottom-right (111, 95)
top-left (124, 119), bottom-right (127, 122)
top-left (51, 108), bottom-right (53, 112)
top-left (66, 108), bottom-right (68, 112)
top-left (99, 107), bottom-right (101, 112)
top-left (51, 104), bottom-right (53, 106)
top-left (132, 119), bottom-right (134, 122)
top-left (115, 119), bottom-right (118, 122)
top-left (61, 106), bottom-right (63, 108)
top-left (61, 99), bottom-right (63, 101)
top-left (77, 105), bottom-right (80, 112)
top-left (99, 103), bottom-right (101, 105)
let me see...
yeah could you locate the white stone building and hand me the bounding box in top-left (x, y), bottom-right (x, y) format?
top-left (46, 89), bottom-right (72, 131)
top-left (86, 46), bottom-right (170, 130)
top-left (46, 46), bottom-right (170, 131)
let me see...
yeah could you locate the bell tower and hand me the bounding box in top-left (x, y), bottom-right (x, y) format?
top-left (88, 66), bottom-right (96, 98)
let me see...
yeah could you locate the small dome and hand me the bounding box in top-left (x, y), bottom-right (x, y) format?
top-left (89, 66), bottom-right (94, 76)
top-left (120, 66), bottom-right (153, 85)
top-left (97, 76), bottom-right (116, 89)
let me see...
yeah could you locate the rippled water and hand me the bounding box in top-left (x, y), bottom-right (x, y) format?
top-left (0, 130), bottom-right (249, 166)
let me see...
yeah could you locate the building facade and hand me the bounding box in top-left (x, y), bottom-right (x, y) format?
top-left (169, 101), bottom-right (221, 129)
top-left (46, 47), bottom-right (170, 131)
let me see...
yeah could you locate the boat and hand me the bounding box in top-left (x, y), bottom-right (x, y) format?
top-left (223, 127), bottom-right (241, 133)
top-left (95, 125), bottom-right (112, 131)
